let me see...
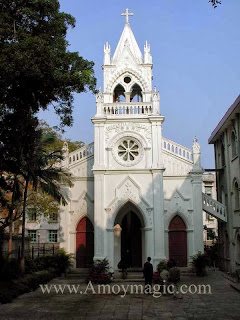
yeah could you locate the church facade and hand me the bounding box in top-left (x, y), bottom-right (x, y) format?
top-left (59, 10), bottom-right (204, 270)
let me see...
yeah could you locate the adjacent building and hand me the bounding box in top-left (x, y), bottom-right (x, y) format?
top-left (209, 95), bottom-right (240, 273)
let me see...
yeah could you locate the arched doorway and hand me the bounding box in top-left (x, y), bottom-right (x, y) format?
top-left (114, 203), bottom-right (144, 269)
top-left (121, 211), bottom-right (142, 267)
top-left (169, 215), bottom-right (187, 267)
top-left (76, 217), bottom-right (94, 268)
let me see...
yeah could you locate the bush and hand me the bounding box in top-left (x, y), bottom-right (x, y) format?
top-left (168, 267), bottom-right (180, 283)
top-left (87, 258), bottom-right (112, 284)
top-left (191, 252), bottom-right (210, 276)
top-left (0, 258), bottom-right (22, 280)
top-left (0, 270), bottom-right (55, 304)
top-left (157, 260), bottom-right (168, 274)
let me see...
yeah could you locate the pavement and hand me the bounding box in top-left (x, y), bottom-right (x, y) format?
top-left (1, 270), bottom-right (240, 320)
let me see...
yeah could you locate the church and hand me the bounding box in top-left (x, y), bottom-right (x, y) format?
top-left (59, 9), bottom-right (205, 270)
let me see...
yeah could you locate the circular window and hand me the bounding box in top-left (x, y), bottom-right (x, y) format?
top-left (118, 139), bottom-right (139, 161)
top-left (124, 76), bottom-right (131, 84)
top-left (112, 136), bottom-right (143, 167)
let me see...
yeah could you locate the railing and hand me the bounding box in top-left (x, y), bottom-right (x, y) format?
top-left (102, 103), bottom-right (152, 116)
top-left (69, 142), bottom-right (94, 165)
top-left (202, 193), bottom-right (227, 222)
top-left (162, 137), bottom-right (193, 163)
top-left (2, 244), bottom-right (60, 260)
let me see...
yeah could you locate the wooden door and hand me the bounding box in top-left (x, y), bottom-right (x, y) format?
top-left (76, 217), bottom-right (94, 268)
top-left (169, 216), bottom-right (187, 267)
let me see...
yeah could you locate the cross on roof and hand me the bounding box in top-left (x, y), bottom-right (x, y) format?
top-left (121, 8), bottom-right (134, 24)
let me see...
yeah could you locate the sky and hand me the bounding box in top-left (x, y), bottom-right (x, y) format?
top-left (38, 0), bottom-right (240, 169)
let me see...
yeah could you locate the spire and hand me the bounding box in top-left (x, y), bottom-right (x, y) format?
top-left (112, 10), bottom-right (143, 64)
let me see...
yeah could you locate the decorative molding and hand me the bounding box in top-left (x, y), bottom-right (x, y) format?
top-left (105, 122), bottom-right (151, 144)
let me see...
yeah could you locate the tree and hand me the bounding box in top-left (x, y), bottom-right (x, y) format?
top-left (39, 121), bottom-right (85, 153)
top-left (209, 0), bottom-right (221, 8)
top-left (0, 0), bottom-right (96, 127)
top-left (0, 111), bottom-right (72, 268)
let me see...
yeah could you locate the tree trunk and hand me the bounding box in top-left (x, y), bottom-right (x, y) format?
top-left (20, 178), bottom-right (29, 273)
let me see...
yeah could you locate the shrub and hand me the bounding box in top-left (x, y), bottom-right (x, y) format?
top-left (87, 258), bottom-right (112, 284)
top-left (0, 258), bottom-right (22, 280)
top-left (191, 252), bottom-right (210, 276)
top-left (157, 260), bottom-right (168, 274)
top-left (168, 267), bottom-right (180, 283)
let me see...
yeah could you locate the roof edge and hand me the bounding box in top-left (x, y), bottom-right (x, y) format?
top-left (208, 95), bottom-right (240, 144)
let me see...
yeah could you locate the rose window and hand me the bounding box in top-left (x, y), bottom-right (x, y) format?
top-left (117, 139), bottom-right (139, 162)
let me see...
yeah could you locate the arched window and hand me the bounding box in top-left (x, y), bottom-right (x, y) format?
top-left (113, 84), bottom-right (125, 102)
top-left (231, 131), bottom-right (237, 158)
top-left (130, 84), bottom-right (142, 102)
top-left (221, 141), bottom-right (225, 167)
top-left (234, 180), bottom-right (239, 210)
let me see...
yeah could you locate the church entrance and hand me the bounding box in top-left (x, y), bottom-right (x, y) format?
top-left (76, 217), bottom-right (94, 268)
top-left (114, 203), bottom-right (144, 269)
top-left (169, 215), bottom-right (187, 267)
top-left (121, 211), bottom-right (142, 268)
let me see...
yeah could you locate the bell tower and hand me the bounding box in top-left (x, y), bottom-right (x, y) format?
top-left (92, 9), bottom-right (166, 269)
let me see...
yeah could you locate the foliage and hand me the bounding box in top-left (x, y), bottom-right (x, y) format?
top-left (39, 121), bottom-right (84, 153)
top-left (0, 0), bottom-right (96, 127)
top-left (0, 258), bottom-right (22, 280)
top-left (191, 252), bottom-right (211, 276)
top-left (157, 259), bottom-right (168, 274)
top-left (87, 258), bottom-right (112, 284)
top-left (0, 270), bottom-right (55, 304)
top-left (167, 258), bottom-right (177, 269)
top-left (0, 113), bottom-right (73, 234)
top-left (168, 267), bottom-right (180, 283)
top-left (209, 0), bottom-right (221, 8)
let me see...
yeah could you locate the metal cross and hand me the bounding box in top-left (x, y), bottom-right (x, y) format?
top-left (121, 8), bottom-right (134, 24)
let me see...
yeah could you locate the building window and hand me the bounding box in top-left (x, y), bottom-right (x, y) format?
top-left (231, 131), bottom-right (237, 158)
top-left (28, 230), bottom-right (37, 243)
top-left (28, 208), bottom-right (37, 221)
top-left (49, 213), bottom-right (58, 222)
top-left (234, 180), bottom-right (239, 210)
top-left (49, 230), bottom-right (58, 243)
top-left (221, 142), bottom-right (225, 166)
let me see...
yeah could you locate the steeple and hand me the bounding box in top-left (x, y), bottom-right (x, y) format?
top-left (112, 8), bottom-right (143, 65)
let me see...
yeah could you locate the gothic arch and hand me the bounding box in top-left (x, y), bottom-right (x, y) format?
top-left (107, 68), bottom-right (148, 93)
top-left (114, 200), bottom-right (145, 228)
top-left (165, 212), bottom-right (190, 231)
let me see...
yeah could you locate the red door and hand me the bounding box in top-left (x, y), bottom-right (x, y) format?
top-left (169, 216), bottom-right (187, 267)
top-left (76, 217), bottom-right (94, 268)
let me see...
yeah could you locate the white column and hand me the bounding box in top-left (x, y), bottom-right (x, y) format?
top-left (191, 174), bottom-right (204, 253)
top-left (93, 174), bottom-right (105, 260)
top-left (152, 170), bottom-right (166, 269)
top-left (143, 227), bottom-right (154, 264)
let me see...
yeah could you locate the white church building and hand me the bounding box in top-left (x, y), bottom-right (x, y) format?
top-left (59, 9), bottom-right (215, 270)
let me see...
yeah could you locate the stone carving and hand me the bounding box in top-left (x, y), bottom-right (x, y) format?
top-left (105, 122), bottom-right (151, 144)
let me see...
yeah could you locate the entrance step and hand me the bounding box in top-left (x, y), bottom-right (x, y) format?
top-left (66, 268), bottom-right (90, 279)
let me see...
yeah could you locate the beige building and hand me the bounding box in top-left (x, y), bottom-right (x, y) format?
top-left (209, 95), bottom-right (240, 273)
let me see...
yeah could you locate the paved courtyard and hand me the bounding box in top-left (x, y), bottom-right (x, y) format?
top-left (1, 271), bottom-right (240, 320)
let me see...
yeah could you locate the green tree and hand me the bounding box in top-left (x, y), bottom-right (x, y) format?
top-left (0, 0), bottom-right (96, 127)
top-left (209, 0), bottom-right (221, 8)
top-left (39, 121), bottom-right (85, 153)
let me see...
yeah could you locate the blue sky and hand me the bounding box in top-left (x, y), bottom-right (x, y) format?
top-left (38, 0), bottom-right (240, 168)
